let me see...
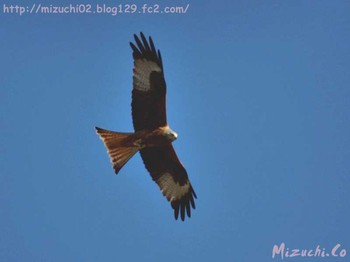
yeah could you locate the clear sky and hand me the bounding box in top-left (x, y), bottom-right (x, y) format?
top-left (1, 1), bottom-right (350, 261)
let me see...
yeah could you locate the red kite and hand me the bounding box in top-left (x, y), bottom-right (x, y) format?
top-left (96, 32), bottom-right (197, 221)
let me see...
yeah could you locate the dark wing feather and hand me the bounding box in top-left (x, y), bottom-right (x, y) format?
top-left (139, 145), bottom-right (197, 221)
top-left (130, 32), bottom-right (167, 131)
top-left (130, 33), bottom-right (196, 220)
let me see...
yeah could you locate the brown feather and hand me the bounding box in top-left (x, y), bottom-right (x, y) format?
top-left (95, 127), bottom-right (140, 174)
top-left (131, 33), bottom-right (167, 131)
top-left (139, 145), bottom-right (197, 221)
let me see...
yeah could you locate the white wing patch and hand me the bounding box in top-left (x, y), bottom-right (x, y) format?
top-left (133, 59), bottom-right (161, 91)
top-left (157, 173), bottom-right (190, 202)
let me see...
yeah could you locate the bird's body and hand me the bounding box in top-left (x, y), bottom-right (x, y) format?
top-left (97, 126), bottom-right (177, 149)
top-left (96, 33), bottom-right (196, 221)
top-left (135, 126), bottom-right (178, 147)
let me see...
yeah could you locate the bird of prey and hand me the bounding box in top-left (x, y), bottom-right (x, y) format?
top-left (95, 32), bottom-right (197, 221)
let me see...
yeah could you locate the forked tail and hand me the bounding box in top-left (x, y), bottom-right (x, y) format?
top-left (95, 127), bottom-right (140, 174)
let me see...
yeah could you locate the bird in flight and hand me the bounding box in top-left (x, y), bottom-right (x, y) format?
top-left (95, 32), bottom-right (197, 221)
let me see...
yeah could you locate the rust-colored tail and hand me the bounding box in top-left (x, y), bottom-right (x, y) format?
top-left (95, 127), bottom-right (140, 174)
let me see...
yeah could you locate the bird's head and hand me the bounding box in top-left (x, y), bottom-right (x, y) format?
top-left (165, 127), bottom-right (178, 142)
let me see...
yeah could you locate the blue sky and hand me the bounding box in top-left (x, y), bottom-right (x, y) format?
top-left (1, 1), bottom-right (350, 261)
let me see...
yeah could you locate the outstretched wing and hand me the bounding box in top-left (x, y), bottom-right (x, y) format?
top-left (130, 33), bottom-right (197, 220)
top-left (139, 145), bottom-right (197, 221)
top-left (130, 32), bottom-right (167, 131)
